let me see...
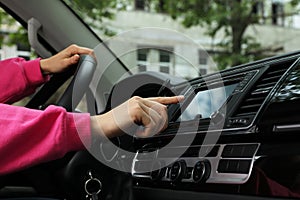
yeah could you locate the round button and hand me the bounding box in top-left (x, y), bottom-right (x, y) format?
top-left (192, 160), bottom-right (211, 183)
top-left (170, 160), bottom-right (187, 182)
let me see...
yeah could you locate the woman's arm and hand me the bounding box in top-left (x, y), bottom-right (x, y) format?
top-left (0, 44), bottom-right (94, 104)
top-left (0, 57), bottom-right (49, 104)
top-left (0, 44), bottom-right (182, 176)
top-left (0, 104), bottom-right (91, 175)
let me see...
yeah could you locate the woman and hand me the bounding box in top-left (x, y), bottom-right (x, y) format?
top-left (0, 44), bottom-right (182, 175)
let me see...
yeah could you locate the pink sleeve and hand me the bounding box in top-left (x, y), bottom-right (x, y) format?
top-left (0, 104), bottom-right (91, 175)
top-left (0, 57), bottom-right (49, 104)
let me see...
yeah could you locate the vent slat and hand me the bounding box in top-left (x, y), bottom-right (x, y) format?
top-left (239, 104), bottom-right (262, 110)
top-left (255, 82), bottom-right (277, 88)
top-left (245, 97), bottom-right (265, 101)
top-left (244, 97), bottom-right (266, 104)
top-left (251, 89), bottom-right (272, 95)
top-left (260, 75), bottom-right (282, 82)
top-left (235, 112), bottom-right (257, 117)
top-left (267, 69), bottom-right (286, 75)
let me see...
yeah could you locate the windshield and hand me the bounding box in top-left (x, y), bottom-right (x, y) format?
top-left (64, 0), bottom-right (300, 81)
top-left (64, 0), bottom-right (214, 81)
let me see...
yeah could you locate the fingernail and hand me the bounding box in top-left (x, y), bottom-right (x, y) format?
top-left (177, 95), bottom-right (184, 101)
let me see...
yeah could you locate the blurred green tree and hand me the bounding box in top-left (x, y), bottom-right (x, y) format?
top-left (64, 0), bottom-right (127, 36)
top-left (0, 8), bottom-right (29, 48)
top-left (153, 0), bottom-right (291, 70)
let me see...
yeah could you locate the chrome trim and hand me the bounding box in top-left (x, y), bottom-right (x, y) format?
top-left (132, 143), bottom-right (260, 184)
top-left (273, 123), bottom-right (300, 132)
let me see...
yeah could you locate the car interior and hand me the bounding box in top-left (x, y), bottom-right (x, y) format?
top-left (0, 0), bottom-right (300, 200)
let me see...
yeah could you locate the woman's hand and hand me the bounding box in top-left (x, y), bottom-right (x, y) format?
top-left (91, 96), bottom-right (184, 138)
top-left (40, 44), bottom-right (94, 75)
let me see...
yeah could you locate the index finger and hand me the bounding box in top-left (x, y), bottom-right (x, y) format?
top-left (68, 44), bottom-right (94, 56)
top-left (146, 95), bottom-right (184, 105)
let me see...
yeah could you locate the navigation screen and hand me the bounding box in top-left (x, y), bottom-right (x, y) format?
top-left (178, 83), bottom-right (238, 121)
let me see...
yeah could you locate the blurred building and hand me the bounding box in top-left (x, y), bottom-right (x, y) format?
top-left (104, 0), bottom-right (300, 79)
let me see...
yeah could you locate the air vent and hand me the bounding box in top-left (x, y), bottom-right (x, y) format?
top-left (233, 60), bottom-right (295, 118)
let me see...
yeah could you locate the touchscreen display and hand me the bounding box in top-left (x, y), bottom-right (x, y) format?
top-left (178, 83), bottom-right (238, 121)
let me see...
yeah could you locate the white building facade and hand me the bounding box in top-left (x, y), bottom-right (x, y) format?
top-left (103, 0), bottom-right (300, 79)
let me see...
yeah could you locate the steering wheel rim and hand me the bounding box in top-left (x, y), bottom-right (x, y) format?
top-left (57, 54), bottom-right (97, 112)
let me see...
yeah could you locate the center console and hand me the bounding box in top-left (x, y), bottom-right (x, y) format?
top-left (127, 52), bottom-right (300, 198)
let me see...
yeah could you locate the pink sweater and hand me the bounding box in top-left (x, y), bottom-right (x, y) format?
top-left (0, 58), bottom-right (91, 175)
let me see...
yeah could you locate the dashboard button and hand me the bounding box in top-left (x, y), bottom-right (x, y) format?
top-left (192, 160), bottom-right (211, 183)
top-left (170, 160), bottom-right (187, 182)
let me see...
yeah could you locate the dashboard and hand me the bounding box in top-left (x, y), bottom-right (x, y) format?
top-left (114, 52), bottom-right (300, 199)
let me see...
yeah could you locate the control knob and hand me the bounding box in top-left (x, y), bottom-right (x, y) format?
top-left (192, 160), bottom-right (211, 183)
top-left (170, 160), bottom-right (187, 182)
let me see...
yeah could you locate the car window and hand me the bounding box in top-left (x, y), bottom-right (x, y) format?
top-left (64, 0), bottom-right (211, 81)
top-left (0, 8), bottom-right (34, 61)
top-left (0, 8), bottom-right (37, 106)
top-left (64, 0), bottom-right (300, 81)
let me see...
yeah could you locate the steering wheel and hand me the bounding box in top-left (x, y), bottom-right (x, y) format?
top-left (55, 55), bottom-right (132, 200)
top-left (56, 55), bottom-right (107, 199)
